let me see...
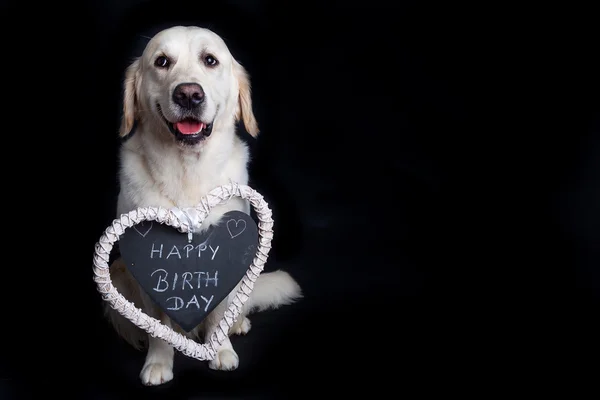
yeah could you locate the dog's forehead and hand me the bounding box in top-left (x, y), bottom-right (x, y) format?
top-left (144, 26), bottom-right (229, 56)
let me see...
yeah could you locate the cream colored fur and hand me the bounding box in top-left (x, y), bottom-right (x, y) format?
top-left (104, 26), bottom-right (302, 386)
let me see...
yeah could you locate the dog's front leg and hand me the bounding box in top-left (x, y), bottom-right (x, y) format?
top-left (204, 301), bottom-right (240, 371)
top-left (138, 290), bottom-right (175, 385)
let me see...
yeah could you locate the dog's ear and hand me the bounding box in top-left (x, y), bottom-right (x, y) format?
top-left (119, 58), bottom-right (141, 137)
top-left (233, 60), bottom-right (259, 137)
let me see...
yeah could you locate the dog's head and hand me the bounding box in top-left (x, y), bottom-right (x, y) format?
top-left (119, 26), bottom-right (258, 146)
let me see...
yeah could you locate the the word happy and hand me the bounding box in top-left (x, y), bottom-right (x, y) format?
top-left (150, 242), bottom-right (219, 260)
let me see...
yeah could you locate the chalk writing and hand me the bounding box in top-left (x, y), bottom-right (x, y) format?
top-left (120, 210), bottom-right (259, 331)
top-left (150, 269), bottom-right (219, 292)
top-left (151, 268), bottom-right (219, 313)
top-left (166, 294), bottom-right (214, 311)
top-left (133, 221), bottom-right (153, 237)
top-left (150, 243), bottom-right (219, 260)
top-left (226, 218), bottom-right (247, 239)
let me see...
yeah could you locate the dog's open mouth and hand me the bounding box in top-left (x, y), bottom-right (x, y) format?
top-left (169, 117), bottom-right (213, 137)
top-left (157, 104), bottom-right (213, 144)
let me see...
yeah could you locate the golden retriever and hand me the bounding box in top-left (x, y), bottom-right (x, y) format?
top-left (105, 25), bottom-right (302, 386)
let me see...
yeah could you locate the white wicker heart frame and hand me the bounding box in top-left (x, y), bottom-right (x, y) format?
top-left (92, 183), bottom-right (273, 361)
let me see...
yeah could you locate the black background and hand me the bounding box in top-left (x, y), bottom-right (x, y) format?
top-left (1, 0), bottom-right (598, 398)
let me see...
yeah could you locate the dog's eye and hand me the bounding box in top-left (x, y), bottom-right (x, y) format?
top-left (204, 55), bottom-right (218, 67)
top-left (155, 56), bottom-right (171, 68)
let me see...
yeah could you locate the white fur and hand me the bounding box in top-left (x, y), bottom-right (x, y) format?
top-left (105, 26), bottom-right (302, 386)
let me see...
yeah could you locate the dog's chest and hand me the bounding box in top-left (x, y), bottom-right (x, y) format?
top-left (119, 135), bottom-right (248, 213)
top-left (158, 164), bottom-right (223, 208)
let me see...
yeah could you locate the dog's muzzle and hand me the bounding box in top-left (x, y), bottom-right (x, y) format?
top-left (157, 104), bottom-right (213, 146)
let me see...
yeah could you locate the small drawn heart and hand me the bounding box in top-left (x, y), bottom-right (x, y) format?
top-left (92, 184), bottom-right (273, 362)
top-left (133, 221), bottom-right (153, 237)
top-left (227, 219), bottom-right (246, 238)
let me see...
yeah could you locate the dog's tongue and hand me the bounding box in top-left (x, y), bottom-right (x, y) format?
top-left (176, 120), bottom-right (204, 135)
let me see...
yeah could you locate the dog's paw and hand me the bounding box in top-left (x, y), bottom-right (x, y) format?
top-left (231, 317), bottom-right (251, 335)
top-left (208, 349), bottom-right (239, 371)
top-left (140, 362), bottom-right (174, 386)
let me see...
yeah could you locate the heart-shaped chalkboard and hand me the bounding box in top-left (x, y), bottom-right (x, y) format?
top-left (92, 184), bottom-right (273, 361)
top-left (119, 210), bottom-right (258, 332)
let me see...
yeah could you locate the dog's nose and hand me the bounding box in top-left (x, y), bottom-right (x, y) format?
top-left (172, 83), bottom-right (205, 109)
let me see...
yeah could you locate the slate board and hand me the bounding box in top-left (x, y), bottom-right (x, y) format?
top-left (119, 210), bottom-right (259, 332)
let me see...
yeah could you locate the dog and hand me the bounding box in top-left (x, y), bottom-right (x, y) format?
top-left (105, 25), bottom-right (302, 386)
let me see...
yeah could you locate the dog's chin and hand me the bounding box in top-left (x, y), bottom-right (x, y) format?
top-left (156, 104), bottom-right (213, 146)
